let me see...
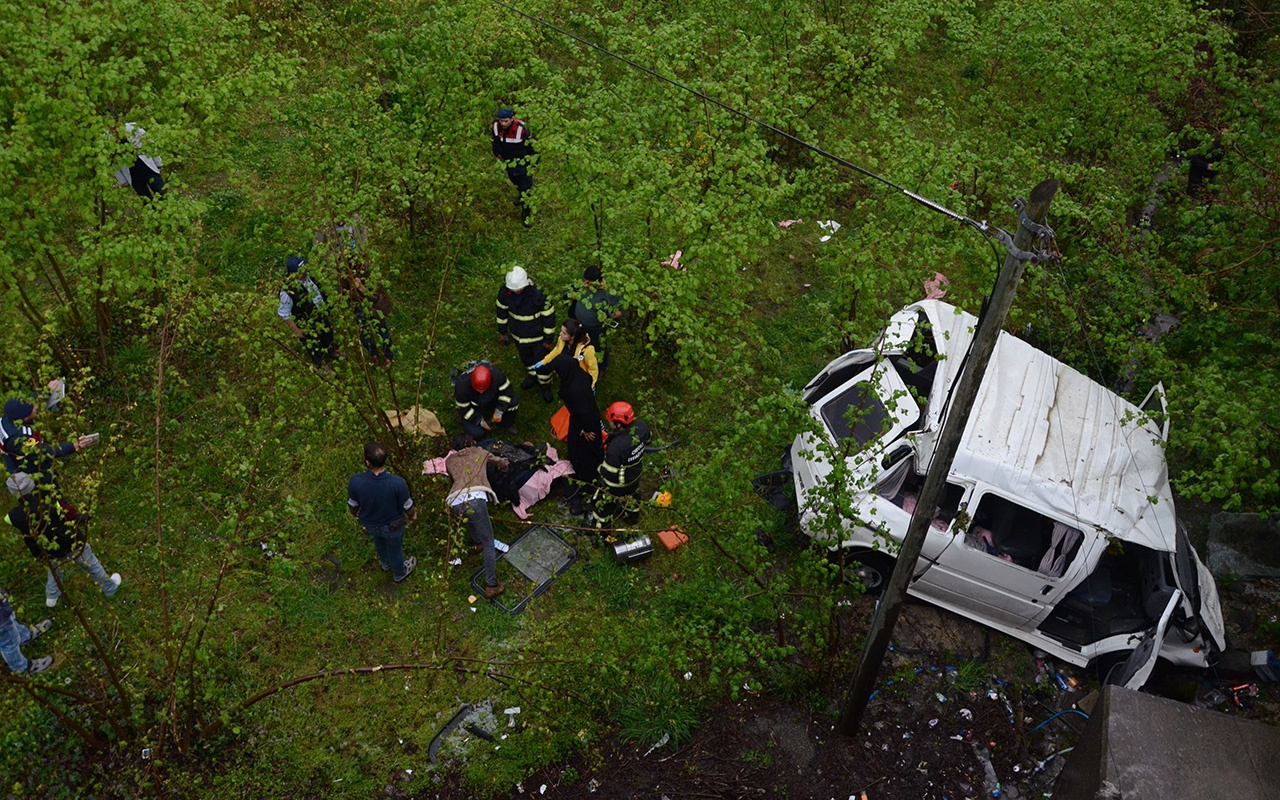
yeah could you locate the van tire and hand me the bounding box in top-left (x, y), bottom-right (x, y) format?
top-left (839, 550), bottom-right (896, 595)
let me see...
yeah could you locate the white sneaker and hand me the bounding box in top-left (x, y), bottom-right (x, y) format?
top-left (105, 573), bottom-right (122, 596)
top-left (46, 596), bottom-right (58, 608)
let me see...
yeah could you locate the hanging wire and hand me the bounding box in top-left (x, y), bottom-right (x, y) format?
top-left (489, 0), bottom-right (1002, 261)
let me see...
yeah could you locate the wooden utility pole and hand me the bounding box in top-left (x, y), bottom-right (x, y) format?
top-left (837, 179), bottom-right (1060, 736)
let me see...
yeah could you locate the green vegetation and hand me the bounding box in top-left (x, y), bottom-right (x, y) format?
top-left (1, 0), bottom-right (1278, 795)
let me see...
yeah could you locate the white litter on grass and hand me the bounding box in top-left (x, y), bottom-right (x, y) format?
top-left (505, 707), bottom-right (522, 726)
top-left (960, 708), bottom-right (973, 721)
top-left (448, 558), bottom-right (462, 566)
top-left (818, 219), bottom-right (842, 242)
top-left (470, 607), bottom-right (478, 613)
top-left (936, 693), bottom-right (947, 703)
top-left (406, 769), bottom-right (413, 775)
top-left (644, 732), bottom-right (670, 757)
top-left (684, 672), bottom-right (693, 680)
top-left (495, 539), bottom-right (510, 554)
top-left (540, 784), bottom-right (547, 794)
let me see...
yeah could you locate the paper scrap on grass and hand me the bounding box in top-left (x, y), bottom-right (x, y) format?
top-left (778, 218), bottom-right (803, 228)
top-left (662, 250), bottom-right (686, 271)
top-left (818, 219), bottom-right (842, 242)
top-left (448, 558), bottom-right (462, 566)
top-left (923, 271), bottom-right (950, 300)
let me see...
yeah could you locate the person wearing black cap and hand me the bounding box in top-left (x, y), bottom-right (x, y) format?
top-left (490, 108), bottom-right (536, 224)
top-left (277, 256), bottom-right (337, 365)
top-left (570, 267), bottom-right (624, 373)
top-left (1, 396), bottom-right (97, 477)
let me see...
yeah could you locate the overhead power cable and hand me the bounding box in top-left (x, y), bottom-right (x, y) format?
top-left (490, 0), bottom-right (1004, 254)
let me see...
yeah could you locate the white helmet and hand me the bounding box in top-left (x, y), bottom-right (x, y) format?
top-left (505, 265), bottom-right (531, 291)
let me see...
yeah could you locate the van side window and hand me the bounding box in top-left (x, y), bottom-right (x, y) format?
top-left (966, 494), bottom-right (1083, 577)
top-left (880, 460), bottom-right (967, 531)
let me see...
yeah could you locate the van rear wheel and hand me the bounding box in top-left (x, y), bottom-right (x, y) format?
top-left (839, 550), bottom-right (896, 595)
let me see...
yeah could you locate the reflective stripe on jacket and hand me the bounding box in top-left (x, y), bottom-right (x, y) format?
top-left (495, 285), bottom-right (556, 345)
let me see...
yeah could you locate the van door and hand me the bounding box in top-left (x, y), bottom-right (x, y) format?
top-left (1105, 589), bottom-right (1182, 690)
top-left (913, 490), bottom-right (1090, 630)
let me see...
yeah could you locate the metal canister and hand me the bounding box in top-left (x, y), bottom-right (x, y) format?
top-left (612, 536), bottom-right (654, 564)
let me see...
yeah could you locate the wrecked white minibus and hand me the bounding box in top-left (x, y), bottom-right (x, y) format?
top-left (790, 300), bottom-right (1225, 686)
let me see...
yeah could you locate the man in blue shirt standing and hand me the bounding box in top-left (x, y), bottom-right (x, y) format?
top-left (347, 442), bottom-right (417, 583)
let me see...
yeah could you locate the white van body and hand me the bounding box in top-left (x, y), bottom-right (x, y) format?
top-left (790, 300), bottom-right (1225, 680)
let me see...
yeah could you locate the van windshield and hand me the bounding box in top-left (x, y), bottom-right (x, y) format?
top-left (821, 382), bottom-right (890, 447)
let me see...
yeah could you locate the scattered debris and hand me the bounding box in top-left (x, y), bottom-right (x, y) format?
top-left (644, 732), bottom-right (670, 757)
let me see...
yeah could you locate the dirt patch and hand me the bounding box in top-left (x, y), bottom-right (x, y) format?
top-left (431, 584), bottom-right (1280, 800)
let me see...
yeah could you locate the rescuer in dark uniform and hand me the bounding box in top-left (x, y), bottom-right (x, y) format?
top-left (591, 401), bottom-right (651, 529)
top-left (452, 363), bottom-right (519, 440)
top-left (496, 265), bottom-right (557, 403)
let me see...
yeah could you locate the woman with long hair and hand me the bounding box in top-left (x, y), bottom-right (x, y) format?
top-left (540, 322), bottom-right (603, 513)
top-left (536, 318), bottom-right (598, 389)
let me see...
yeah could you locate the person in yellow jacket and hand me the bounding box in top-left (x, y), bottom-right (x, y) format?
top-left (535, 319), bottom-right (599, 389)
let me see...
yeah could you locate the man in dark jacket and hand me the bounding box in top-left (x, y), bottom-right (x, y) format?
top-left (347, 442), bottom-right (417, 583)
top-left (453, 363), bottom-right (519, 439)
top-left (277, 256), bottom-right (337, 365)
top-left (5, 472), bottom-right (122, 608)
top-left (490, 108), bottom-right (535, 223)
top-left (591, 401), bottom-right (651, 529)
top-left (496, 265), bottom-right (557, 402)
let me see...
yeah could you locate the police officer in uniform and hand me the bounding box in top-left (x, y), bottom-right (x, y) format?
top-left (453, 363), bottom-right (519, 440)
top-left (496, 266), bottom-right (557, 403)
top-left (490, 108), bottom-right (536, 223)
top-left (278, 256), bottom-right (337, 365)
top-left (591, 401), bottom-right (651, 528)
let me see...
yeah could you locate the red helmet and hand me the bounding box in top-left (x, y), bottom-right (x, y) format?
top-left (606, 401), bottom-right (635, 425)
top-left (470, 365), bottom-right (492, 392)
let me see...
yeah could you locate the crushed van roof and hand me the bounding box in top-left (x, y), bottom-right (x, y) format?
top-left (887, 300), bottom-right (1177, 553)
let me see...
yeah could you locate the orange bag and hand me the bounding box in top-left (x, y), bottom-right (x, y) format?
top-left (550, 405), bottom-right (570, 440)
top-left (657, 526), bottom-right (689, 551)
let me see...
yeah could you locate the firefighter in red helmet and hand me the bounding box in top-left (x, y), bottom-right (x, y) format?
top-left (452, 362), bottom-right (519, 439)
top-left (591, 401), bottom-right (651, 528)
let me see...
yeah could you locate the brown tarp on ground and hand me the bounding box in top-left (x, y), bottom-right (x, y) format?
top-left (384, 406), bottom-right (446, 437)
